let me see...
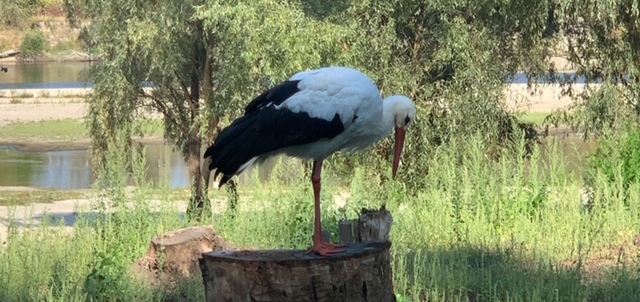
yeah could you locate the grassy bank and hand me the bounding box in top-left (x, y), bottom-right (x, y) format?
top-left (0, 119), bottom-right (88, 142)
top-left (0, 135), bottom-right (638, 301)
top-left (0, 118), bottom-right (164, 144)
top-left (519, 111), bottom-right (552, 126)
top-left (0, 189), bottom-right (88, 206)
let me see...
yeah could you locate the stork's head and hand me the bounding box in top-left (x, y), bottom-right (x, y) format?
top-left (383, 95), bottom-right (417, 178)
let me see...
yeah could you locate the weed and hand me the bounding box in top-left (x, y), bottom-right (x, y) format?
top-left (16, 92), bottom-right (34, 98)
top-left (39, 90), bottom-right (50, 98)
top-left (20, 29), bottom-right (46, 58)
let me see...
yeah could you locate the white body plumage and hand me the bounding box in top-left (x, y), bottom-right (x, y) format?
top-left (205, 66), bottom-right (416, 184)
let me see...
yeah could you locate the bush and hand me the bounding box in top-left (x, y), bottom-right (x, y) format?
top-left (0, 0), bottom-right (32, 28)
top-left (584, 126), bottom-right (640, 205)
top-left (20, 29), bottom-right (46, 57)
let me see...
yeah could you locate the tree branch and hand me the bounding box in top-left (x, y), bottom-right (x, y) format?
top-left (175, 71), bottom-right (194, 104)
top-left (139, 89), bottom-right (172, 118)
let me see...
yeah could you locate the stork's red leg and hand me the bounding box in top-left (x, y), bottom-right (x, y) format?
top-left (307, 160), bottom-right (345, 256)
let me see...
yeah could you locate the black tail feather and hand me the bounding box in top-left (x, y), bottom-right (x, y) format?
top-left (203, 112), bottom-right (269, 187)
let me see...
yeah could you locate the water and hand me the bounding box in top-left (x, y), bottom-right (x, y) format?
top-left (0, 143), bottom-right (290, 190)
top-left (0, 136), bottom-right (595, 190)
top-left (0, 62), bottom-right (91, 90)
top-left (0, 144), bottom-right (189, 189)
top-left (0, 62), bottom-right (596, 91)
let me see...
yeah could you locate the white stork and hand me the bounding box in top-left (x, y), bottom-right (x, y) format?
top-left (204, 66), bottom-right (416, 256)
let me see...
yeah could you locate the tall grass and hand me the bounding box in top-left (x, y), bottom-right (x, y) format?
top-left (1, 134), bottom-right (639, 301)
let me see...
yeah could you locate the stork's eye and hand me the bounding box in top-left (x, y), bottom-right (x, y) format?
top-left (404, 115), bottom-right (411, 126)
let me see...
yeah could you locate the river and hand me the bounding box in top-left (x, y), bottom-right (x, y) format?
top-left (0, 62), bottom-right (91, 90)
top-left (0, 61), bottom-right (597, 90)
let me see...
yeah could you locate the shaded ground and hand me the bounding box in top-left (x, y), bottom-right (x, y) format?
top-left (399, 244), bottom-right (640, 302)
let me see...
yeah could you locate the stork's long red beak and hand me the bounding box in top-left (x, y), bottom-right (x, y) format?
top-left (392, 126), bottom-right (406, 179)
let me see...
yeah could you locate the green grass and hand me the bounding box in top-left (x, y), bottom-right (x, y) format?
top-left (0, 119), bottom-right (87, 141)
top-left (0, 189), bottom-right (88, 206)
top-left (0, 118), bottom-right (164, 142)
top-left (519, 111), bottom-right (552, 126)
top-left (0, 134), bottom-right (639, 301)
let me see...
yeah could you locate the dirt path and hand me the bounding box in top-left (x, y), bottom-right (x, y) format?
top-left (0, 197), bottom-right (192, 242)
top-left (0, 101), bottom-right (86, 126)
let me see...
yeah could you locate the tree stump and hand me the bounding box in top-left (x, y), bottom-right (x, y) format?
top-left (199, 241), bottom-right (394, 302)
top-left (135, 226), bottom-right (235, 281)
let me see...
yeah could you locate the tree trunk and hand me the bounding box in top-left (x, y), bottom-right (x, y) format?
top-left (199, 242), bottom-right (395, 302)
top-left (186, 133), bottom-right (209, 222)
top-left (186, 20), bottom-right (209, 222)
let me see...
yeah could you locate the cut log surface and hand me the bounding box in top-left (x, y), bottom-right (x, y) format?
top-left (200, 241), bottom-right (395, 302)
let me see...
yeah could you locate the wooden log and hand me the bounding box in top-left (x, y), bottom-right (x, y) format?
top-left (338, 206), bottom-right (394, 245)
top-left (338, 220), bottom-right (355, 245)
top-left (0, 49), bottom-right (20, 59)
top-left (358, 206), bottom-right (393, 242)
top-left (199, 241), bottom-right (394, 302)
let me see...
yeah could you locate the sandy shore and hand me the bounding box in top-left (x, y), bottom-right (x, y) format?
top-left (503, 84), bottom-right (583, 113)
top-left (0, 101), bottom-right (87, 126)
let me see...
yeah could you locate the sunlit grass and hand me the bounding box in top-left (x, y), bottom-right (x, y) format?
top-left (0, 118), bottom-right (164, 142)
top-left (0, 134), bottom-right (639, 301)
top-left (519, 111), bottom-right (552, 126)
top-left (0, 119), bottom-right (87, 141)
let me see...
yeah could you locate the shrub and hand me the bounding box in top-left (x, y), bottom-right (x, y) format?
top-left (584, 126), bottom-right (640, 206)
top-left (0, 0), bottom-right (32, 28)
top-left (20, 29), bottom-right (46, 58)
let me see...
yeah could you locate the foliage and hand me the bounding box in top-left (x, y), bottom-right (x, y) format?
top-left (19, 29), bottom-right (46, 57)
top-left (291, 0), bottom-right (555, 190)
top-left (0, 0), bottom-right (33, 28)
top-left (62, 0), bottom-right (351, 221)
top-left (0, 0), bottom-right (62, 28)
top-left (584, 126), bottom-right (640, 206)
top-left (544, 0), bottom-right (640, 137)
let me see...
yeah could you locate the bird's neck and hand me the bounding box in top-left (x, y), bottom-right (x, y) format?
top-left (381, 98), bottom-right (397, 136)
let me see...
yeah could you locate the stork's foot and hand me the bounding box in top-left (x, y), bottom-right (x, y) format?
top-left (306, 241), bottom-right (346, 256)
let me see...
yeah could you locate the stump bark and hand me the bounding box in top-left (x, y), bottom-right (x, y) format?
top-left (199, 241), bottom-right (394, 302)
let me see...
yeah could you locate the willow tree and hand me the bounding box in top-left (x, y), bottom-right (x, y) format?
top-left (543, 0), bottom-right (640, 136)
top-left (62, 0), bottom-right (348, 221)
top-left (295, 0), bottom-right (559, 190)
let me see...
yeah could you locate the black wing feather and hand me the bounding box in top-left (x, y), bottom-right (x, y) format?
top-left (204, 79), bottom-right (344, 187)
top-left (243, 80), bottom-right (301, 114)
